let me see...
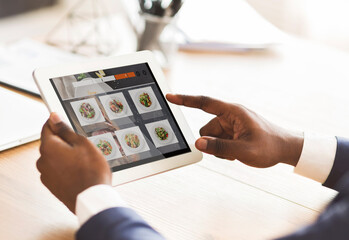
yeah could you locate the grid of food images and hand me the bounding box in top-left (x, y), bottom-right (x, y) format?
top-left (50, 63), bottom-right (191, 171)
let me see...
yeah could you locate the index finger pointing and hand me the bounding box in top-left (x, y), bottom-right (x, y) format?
top-left (166, 94), bottom-right (227, 116)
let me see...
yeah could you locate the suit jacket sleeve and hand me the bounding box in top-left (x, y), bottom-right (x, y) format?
top-left (276, 137), bottom-right (349, 240)
top-left (276, 173), bottom-right (349, 240)
top-left (76, 207), bottom-right (165, 240)
top-left (323, 137), bottom-right (349, 190)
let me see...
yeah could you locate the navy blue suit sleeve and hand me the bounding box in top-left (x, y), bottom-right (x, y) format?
top-left (323, 137), bottom-right (349, 190)
top-left (276, 174), bottom-right (349, 240)
top-left (76, 207), bottom-right (165, 240)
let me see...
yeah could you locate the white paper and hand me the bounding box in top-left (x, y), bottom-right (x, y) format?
top-left (0, 39), bottom-right (84, 95)
top-left (177, 0), bottom-right (286, 51)
top-left (0, 87), bottom-right (48, 151)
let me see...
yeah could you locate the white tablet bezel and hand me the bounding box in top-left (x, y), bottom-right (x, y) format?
top-left (33, 51), bottom-right (202, 186)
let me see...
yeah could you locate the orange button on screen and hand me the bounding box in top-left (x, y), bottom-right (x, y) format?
top-left (114, 73), bottom-right (128, 80)
top-left (127, 72), bottom-right (136, 77)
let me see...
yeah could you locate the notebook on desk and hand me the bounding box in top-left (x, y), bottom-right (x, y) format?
top-left (0, 39), bottom-right (83, 96)
top-left (176, 0), bottom-right (285, 51)
top-left (0, 87), bottom-right (48, 151)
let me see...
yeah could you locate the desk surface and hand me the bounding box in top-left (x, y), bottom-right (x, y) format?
top-left (1, 38), bottom-right (347, 240)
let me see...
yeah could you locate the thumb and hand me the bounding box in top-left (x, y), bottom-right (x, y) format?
top-left (48, 113), bottom-right (81, 145)
top-left (195, 136), bottom-right (247, 160)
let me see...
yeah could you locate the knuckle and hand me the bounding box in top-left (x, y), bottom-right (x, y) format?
top-left (78, 140), bottom-right (93, 155)
top-left (248, 147), bottom-right (259, 160)
top-left (36, 159), bottom-right (43, 172)
top-left (182, 94), bottom-right (190, 105)
top-left (57, 122), bottom-right (70, 133)
top-left (40, 174), bottom-right (47, 185)
top-left (39, 142), bottom-right (48, 155)
top-left (231, 103), bottom-right (245, 113)
top-left (214, 140), bottom-right (228, 155)
top-left (235, 104), bottom-right (252, 115)
top-left (198, 95), bottom-right (210, 109)
top-left (39, 144), bottom-right (44, 154)
top-left (78, 135), bottom-right (89, 145)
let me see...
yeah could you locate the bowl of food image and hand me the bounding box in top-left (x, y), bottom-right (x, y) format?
top-left (123, 131), bottom-right (144, 152)
top-left (137, 91), bottom-right (156, 111)
top-left (139, 92), bottom-right (152, 107)
top-left (155, 127), bottom-right (168, 140)
top-left (109, 99), bottom-right (124, 113)
top-left (95, 139), bottom-right (114, 157)
top-left (79, 102), bottom-right (97, 120)
top-left (153, 124), bottom-right (173, 144)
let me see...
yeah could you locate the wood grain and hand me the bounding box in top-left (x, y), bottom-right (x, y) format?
top-left (0, 142), bottom-right (78, 240)
top-left (0, 37), bottom-right (345, 239)
top-left (116, 164), bottom-right (321, 240)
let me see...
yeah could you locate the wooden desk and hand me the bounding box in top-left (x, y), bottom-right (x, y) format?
top-left (0, 38), bottom-right (345, 240)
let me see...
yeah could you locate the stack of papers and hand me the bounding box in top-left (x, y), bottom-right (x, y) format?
top-left (176, 0), bottom-right (286, 51)
top-left (0, 39), bottom-right (84, 95)
top-left (0, 86), bottom-right (48, 151)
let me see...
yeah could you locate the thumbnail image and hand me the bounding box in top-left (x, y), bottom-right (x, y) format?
top-left (128, 86), bottom-right (162, 114)
top-left (145, 119), bottom-right (178, 148)
top-left (99, 92), bottom-right (133, 120)
top-left (114, 126), bottom-right (150, 156)
top-left (88, 132), bottom-right (122, 161)
top-left (70, 98), bottom-right (105, 126)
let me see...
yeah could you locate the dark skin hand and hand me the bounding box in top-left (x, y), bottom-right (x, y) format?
top-left (36, 113), bottom-right (111, 213)
top-left (37, 95), bottom-right (304, 213)
top-left (166, 94), bottom-right (304, 168)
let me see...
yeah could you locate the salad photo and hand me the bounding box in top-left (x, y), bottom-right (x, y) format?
top-left (139, 92), bottom-right (152, 107)
top-left (79, 102), bottom-right (96, 119)
top-left (129, 87), bottom-right (161, 114)
top-left (145, 120), bottom-right (178, 147)
top-left (125, 133), bottom-right (140, 148)
top-left (89, 133), bottom-right (122, 160)
top-left (115, 127), bottom-right (150, 156)
top-left (96, 139), bottom-right (113, 156)
top-left (71, 98), bottom-right (104, 126)
top-left (99, 93), bottom-right (133, 120)
top-left (109, 99), bottom-right (124, 113)
top-left (155, 127), bottom-right (169, 141)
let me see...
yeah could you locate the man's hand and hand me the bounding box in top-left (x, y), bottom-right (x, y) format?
top-left (166, 94), bottom-right (304, 168)
top-left (37, 113), bottom-right (112, 213)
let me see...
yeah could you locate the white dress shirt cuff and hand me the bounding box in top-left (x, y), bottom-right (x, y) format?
top-left (75, 184), bottom-right (128, 226)
top-left (294, 132), bottom-right (337, 183)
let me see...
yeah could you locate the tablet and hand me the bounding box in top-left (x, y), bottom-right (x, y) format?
top-left (33, 51), bottom-right (202, 185)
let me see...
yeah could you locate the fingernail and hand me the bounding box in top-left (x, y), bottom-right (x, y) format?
top-left (196, 138), bottom-right (207, 150)
top-left (50, 112), bottom-right (62, 124)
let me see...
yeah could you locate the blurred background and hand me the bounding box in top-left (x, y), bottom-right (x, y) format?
top-left (0, 0), bottom-right (349, 51)
top-left (246, 0), bottom-right (349, 53)
top-left (3, 0), bottom-right (349, 95)
top-left (1, 0), bottom-right (349, 53)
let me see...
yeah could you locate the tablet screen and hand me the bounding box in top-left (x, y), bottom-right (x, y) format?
top-left (50, 63), bottom-right (191, 171)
